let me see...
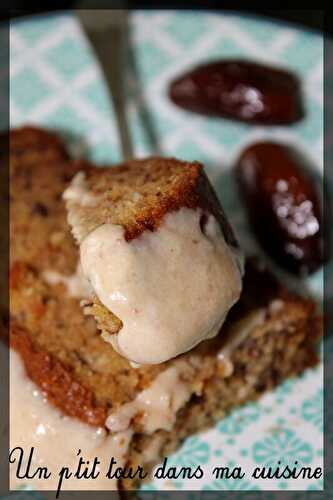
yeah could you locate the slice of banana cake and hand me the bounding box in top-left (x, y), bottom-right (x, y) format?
top-left (9, 127), bottom-right (322, 491)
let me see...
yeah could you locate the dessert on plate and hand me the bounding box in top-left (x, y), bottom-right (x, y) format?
top-left (8, 127), bottom-right (321, 491)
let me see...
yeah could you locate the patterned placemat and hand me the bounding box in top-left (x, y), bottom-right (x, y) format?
top-left (10, 11), bottom-right (324, 492)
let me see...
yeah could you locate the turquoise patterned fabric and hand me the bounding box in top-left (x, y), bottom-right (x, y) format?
top-left (10, 11), bottom-right (324, 492)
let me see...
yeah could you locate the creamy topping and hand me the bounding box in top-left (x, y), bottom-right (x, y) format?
top-left (42, 263), bottom-right (92, 299)
top-left (106, 310), bottom-right (264, 436)
top-left (106, 357), bottom-right (199, 434)
top-left (10, 349), bottom-right (132, 491)
top-left (63, 171), bottom-right (97, 207)
top-left (80, 208), bottom-right (243, 365)
top-left (63, 171), bottom-right (98, 243)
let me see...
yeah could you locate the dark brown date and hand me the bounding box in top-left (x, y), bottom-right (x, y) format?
top-left (235, 142), bottom-right (325, 275)
top-left (169, 60), bottom-right (303, 125)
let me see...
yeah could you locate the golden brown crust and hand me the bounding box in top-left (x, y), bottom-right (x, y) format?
top-left (82, 158), bottom-right (204, 242)
top-left (66, 158), bottom-right (238, 247)
top-left (9, 126), bottom-right (322, 430)
top-left (10, 322), bottom-right (108, 427)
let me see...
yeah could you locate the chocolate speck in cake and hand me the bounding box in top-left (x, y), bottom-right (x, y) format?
top-left (32, 202), bottom-right (49, 217)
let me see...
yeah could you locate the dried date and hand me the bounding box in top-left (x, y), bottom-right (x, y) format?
top-left (235, 142), bottom-right (326, 275)
top-left (169, 60), bottom-right (303, 125)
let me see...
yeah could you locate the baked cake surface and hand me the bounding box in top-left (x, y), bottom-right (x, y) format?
top-left (9, 126), bottom-right (322, 490)
top-left (64, 158), bottom-right (236, 245)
